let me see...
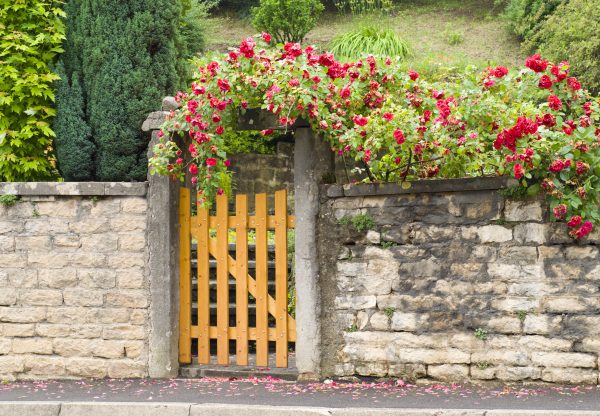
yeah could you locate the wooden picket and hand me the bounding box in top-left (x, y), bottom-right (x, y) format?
top-left (179, 188), bottom-right (296, 368)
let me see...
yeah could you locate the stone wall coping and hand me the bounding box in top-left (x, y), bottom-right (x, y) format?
top-left (323, 176), bottom-right (518, 198)
top-left (0, 182), bottom-right (148, 196)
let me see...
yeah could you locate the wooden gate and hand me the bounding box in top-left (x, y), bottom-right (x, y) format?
top-left (178, 188), bottom-right (297, 368)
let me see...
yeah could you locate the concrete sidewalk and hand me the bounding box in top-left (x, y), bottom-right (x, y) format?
top-left (1, 378), bottom-right (600, 415)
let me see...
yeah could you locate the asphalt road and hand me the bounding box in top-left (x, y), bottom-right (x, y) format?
top-left (1, 377), bottom-right (600, 411)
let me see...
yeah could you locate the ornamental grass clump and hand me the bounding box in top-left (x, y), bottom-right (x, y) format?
top-left (329, 26), bottom-right (411, 60)
top-left (150, 34), bottom-right (600, 240)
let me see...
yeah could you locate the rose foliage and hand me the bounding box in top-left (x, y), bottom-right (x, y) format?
top-left (149, 35), bottom-right (600, 239)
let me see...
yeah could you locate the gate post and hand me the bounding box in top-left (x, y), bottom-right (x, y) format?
top-left (294, 127), bottom-right (334, 378)
top-left (144, 99), bottom-right (181, 377)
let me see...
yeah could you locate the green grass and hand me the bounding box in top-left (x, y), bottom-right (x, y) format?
top-left (204, 0), bottom-right (523, 70)
top-left (330, 25), bottom-right (411, 59)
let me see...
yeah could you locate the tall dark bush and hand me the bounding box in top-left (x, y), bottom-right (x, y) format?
top-left (502, 0), bottom-right (562, 42)
top-left (55, 0), bottom-right (184, 181)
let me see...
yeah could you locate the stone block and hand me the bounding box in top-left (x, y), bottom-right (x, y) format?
top-left (0, 307), bottom-right (46, 323)
top-left (121, 197), bottom-right (147, 214)
top-left (564, 246), bottom-right (599, 260)
top-left (12, 338), bottom-right (53, 354)
top-left (334, 295), bottom-right (376, 310)
top-left (514, 223), bottom-right (547, 244)
top-left (399, 259), bottom-right (441, 277)
top-left (35, 324), bottom-right (70, 338)
top-left (70, 325), bottom-right (103, 339)
top-left (107, 360), bottom-right (146, 378)
top-left (124, 341), bottom-right (144, 359)
top-left (63, 289), bottom-right (104, 306)
top-left (581, 337), bottom-right (600, 353)
top-left (449, 263), bottom-right (485, 279)
top-left (24, 218), bottom-right (69, 234)
top-left (0, 289), bottom-right (17, 305)
top-left (504, 200), bottom-right (543, 222)
top-left (27, 252), bottom-right (69, 268)
top-left (496, 366), bottom-right (541, 381)
top-left (108, 254), bottom-right (145, 269)
top-left (487, 263), bottom-right (545, 282)
top-left (543, 296), bottom-right (588, 313)
top-left (15, 236), bottom-right (51, 251)
top-left (541, 367), bottom-right (598, 384)
top-left (69, 218), bottom-right (110, 234)
top-left (53, 234), bottom-right (81, 248)
top-left (0, 253), bottom-right (27, 268)
top-left (8, 269), bottom-right (37, 288)
top-left (105, 291), bottom-right (149, 308)
top-left (0, 356), bottom-right (25, 373)
top-left (0, 337), bottom-right (11, 354)
top-left (88, 308), bottom-right (131, 324)
top-left (66, 357), bottom-right (108, 378)
top-left (470, 365), bottom-right (496, 380)
top-left (103, 324), bottom-right (146, 340)
top-left (129, 309), bottom-right (146, 325)
top-left (498, 246), bottom-right (538, 264)
top-left (471, 350), bottom-right (529, 366)
top-left (517, 335), bottom-right (572, 352)
top-left (78, 269), bottom-right (117, 289)
top-left (427, 364), bottom-right (469, 381)
top-left (23, 355), bottom-right (66, 376)
top-left (449, 333), bottom-right (485, 352)
top-left (18, 289), bottom-right (63, 306)
top-left (390, 348), bottom-right (470, 364)
top-left (116, 269), bottom-right (146, 289)
top-left (391, 312), bottom-right (418, 332)
top-left (388, 363), bottom-right (426, 380)
top-left (89, 199), bottom-right (121, 217)
top-left (2, 323), bottom-right (34, 337)
top-left (35, 199), bottom-right (79, 217)
top-left (491, 297), bottom-right (540, 312)
top-left (110, 215), bottom-right (147, 232)
top-left (118, 233), bottom-right (146, 252)
top-left (487, 316), bottom-right (521, 334)
top-left (355, 362), bottom-right (388, 377)
top-left (476, 225), bottom-right (512, 243)
top-left (38, 268), bottom-right (77, 288)
top-left (81, 234), bottom-right (119, 252)
top-left (531, 351), bottom-right (596, 368)
top-left (53, 338), bottom-right (96, 357)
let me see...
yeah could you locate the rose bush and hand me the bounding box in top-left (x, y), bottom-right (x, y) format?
top-left (149, 35), bottom-right (600, 239)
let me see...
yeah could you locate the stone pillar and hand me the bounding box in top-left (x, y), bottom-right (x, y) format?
top-left (143, 100), bottom-right (181, 377)
top-left (294, 127), bottom-right (334, 378)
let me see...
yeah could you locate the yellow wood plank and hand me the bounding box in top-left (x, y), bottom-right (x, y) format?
top-left (235, 194), bottom-right (249, 366)
top-left (255, 193), bottom-right (269, 367)
top-left (205, 238), bottom-right (297, 334)
top-left (178, 188), bottom-right (192, 364)
top-left (197, 202), bottom-right (211, 364)
top-left (216, 193), bottom-right (229, 365)
top-left (190, 326), bottom-right (297, 342)
top-left (193, 215), bottom-right (295, 231)
top-left (274, 189), bottom-right (289, 368)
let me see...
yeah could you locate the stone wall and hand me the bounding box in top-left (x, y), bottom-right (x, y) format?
top-left (318, 178), bottom-right (600, 384)
top-left (0, 182), bottom-right (150, 380)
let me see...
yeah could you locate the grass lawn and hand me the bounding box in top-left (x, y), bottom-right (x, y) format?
top-left (204, 0), bottom-right (523, 70)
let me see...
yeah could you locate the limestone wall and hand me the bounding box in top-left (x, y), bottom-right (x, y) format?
top-left (318, 178), bottom-right (600, 384)
top-left (0, 182), bottom-right (150, 380)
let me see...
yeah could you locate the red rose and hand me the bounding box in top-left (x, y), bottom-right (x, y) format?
top-left (189, 163), bottom-right (198, 175)
top-left (568, 77), bottom-right (581, 90)
top-left (352, 115), bottom-right (369, 127)
top-left (288, 78), bottom-right (300, 87)
top-left (513, 163), bottom-right (524, 179)
top-left (538, 75), bottom-right (553, 89)
top-left (383, 112), bottom-right (394, 121)
top-left (548, 95), bottom-right (562, 111)
top-left (393, 129), bottom-right (405, 144)
top-left (261, 129), bottom-right (274, 136)
top-left (573, 221), bottom-right (593, 239)
top-left (319, 120), bottom-right (328, 129)
top-left (493, 66), bottom-right (508, 78)
top-left (215, 126), bottom-right (224, 135)
top-left (239, 37), bottom-right (256, 58)
top-left (224, 160), bottom-right (231, 167)
top-left (525, 54), bottom-right (548, 73)
top-left (576, 161), bottom-right (589, 175)
top-left (212, 114), bottom-right (221, 123)
top-left (261, 32), bottom-right (272, 43)
top-left (318, 53), bottom-right (335, 67)
top-left (567, 216), bottom-right (582, 228)
top-left (340, 85), bottom-right (351, 98)
top-left (408, 70), bottom-right (419, 81)
top-left (283, 42), bottom-right (302, 58)
top-left (538, 113), bottom-right (556, 128)
top-left (206, 158), bottom-right (217, 167)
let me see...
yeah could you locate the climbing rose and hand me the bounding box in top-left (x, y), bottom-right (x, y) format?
top-left (568, 77), bottom-right (581, 90)
top-left (549, 159), bottom-right (571, 172)
top-left (393, 129), bottom-right (405, 144)
top-left (353, 115), bottom-right (368, 126)
top-left (493, 66), bottom-right (508, 78)
top-left (408, 70), bottom-right (419, 80)
top-left (189, 163), bottom-right (198, 175)
top-left (513, 163), bottom-right (524, 179)
top-left (261, 32), bottom-right (272, 43)
top-left (538, 75), bottom-right (553, 89)
top-left (573, 221), bottom-right (593, 239)
top-left (260, 129), bottom-right (274, 136)
top-left (383, 112), bottom-right (394, 121)
top-left (318, 53), bottom-right (335, 67)
top-left (567, 216), bottom-right (582, 228)
top-left (553, 204), bottom-right (567, 220)
top-left (548, 95), bottom-right (562, 111)
top-left (576, 161), bottom-right (589, 175)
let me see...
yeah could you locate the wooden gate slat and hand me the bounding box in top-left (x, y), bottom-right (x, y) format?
top-left (255, 193), bottom-right (269, 367)
top-left (178, 188), bottom-right (192, 364)
top-left (197, 201), bottom-right (211, 364)
top-left (216, 193), bottom-right (230, 365)
top-left (274, 189), bottom-right (289, 368)
top-left (235, 194), bottom-right (249, 366)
